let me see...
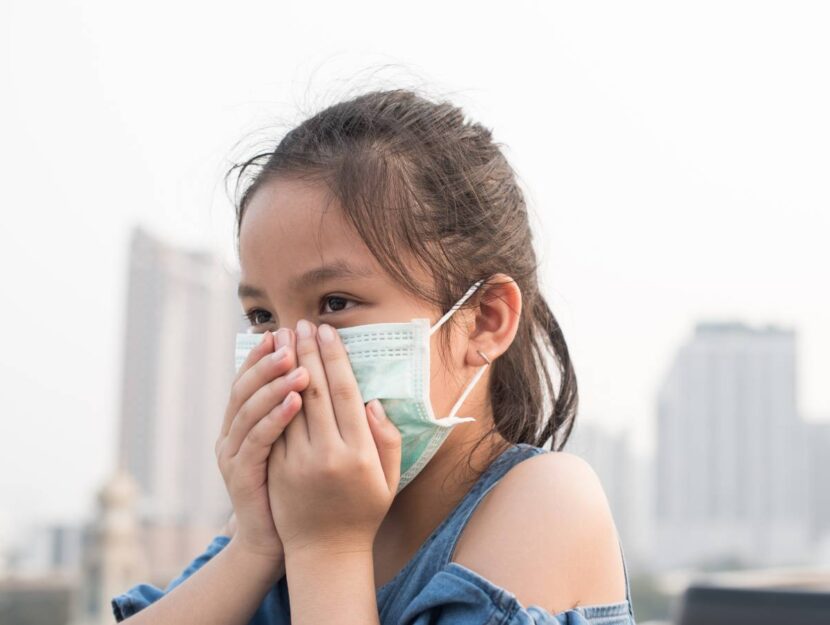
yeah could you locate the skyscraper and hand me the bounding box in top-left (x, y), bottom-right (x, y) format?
top-left (117, 226), bottom-right (241, 529)
top-left (655, 321), bottom-right (810, 569)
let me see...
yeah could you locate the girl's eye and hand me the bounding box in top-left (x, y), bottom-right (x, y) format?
top-left (242, 308), bottom-right (272, 326)
top-left (242, 295), bottom-right (357, 328)
top-left (321, 294), bottom-right (357, 315)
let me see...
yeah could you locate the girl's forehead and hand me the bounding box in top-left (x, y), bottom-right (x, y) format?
top-left (241, 178), bottom-right (366, 263)
top-left (238, 177), bottom-right (387, 290)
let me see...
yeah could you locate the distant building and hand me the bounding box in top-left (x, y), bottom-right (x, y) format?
top-left (72, 228), bottom-right (244, 625)
top-left (0, 576), bottom-right (76, 625)
top-left (118, 225), bottom-right (241, 529)
top-left (3, 227), bottom-right (249, 624)
top-left (0, 523), bottom-right (84, 625)
top-left (74, 466), bottom-right (149, 625)
top-left (3, 522), bottom-right (84, 577)
top-left (102, 225), bottom-right (244, 596)
top-left (655, 321), bottom-right (810, 570)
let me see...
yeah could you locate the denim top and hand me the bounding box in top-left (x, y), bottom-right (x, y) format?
top-left (112, 443), bottom-right (637, 624)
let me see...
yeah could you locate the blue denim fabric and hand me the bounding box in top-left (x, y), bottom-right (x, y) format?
top-left (112, 443), bottom-right (637, 624)
top-left (110, 534), bottom-right (290, 623)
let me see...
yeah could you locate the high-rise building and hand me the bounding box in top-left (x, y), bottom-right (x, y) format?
top-left (117, 226), bottom-right (241, 529)
top-left (655, 321), bottom-right (810, 570)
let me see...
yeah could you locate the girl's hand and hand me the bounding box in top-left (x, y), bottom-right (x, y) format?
top-left (266, 320), bottom-right (402, 557)
top-left (215, 329), bottom-right (310, 562)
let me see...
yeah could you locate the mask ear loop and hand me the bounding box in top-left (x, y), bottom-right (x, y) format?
top-left (429, 278), bottom-right (486, 336)
top-left (447, 348), bottom-right (492, 420)
top-left (427, 277), bottom-right (491, 419)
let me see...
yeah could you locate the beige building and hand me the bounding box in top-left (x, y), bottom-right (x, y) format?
top-left (655, 321), bottom-right (811, 570)
top-left (71, 226), bottom-right (245, 624)
top-left (118, 225), bottom-right (241, 529)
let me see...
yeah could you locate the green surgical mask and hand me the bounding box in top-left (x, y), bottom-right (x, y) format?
top-left (234, 278), bottom-right (491, 492)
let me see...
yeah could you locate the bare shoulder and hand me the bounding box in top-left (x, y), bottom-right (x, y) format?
top-left (451, 450), bottom-right (627, 614)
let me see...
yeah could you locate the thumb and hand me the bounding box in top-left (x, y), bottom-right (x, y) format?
top-left (366, 399), bottom-right (401, 493)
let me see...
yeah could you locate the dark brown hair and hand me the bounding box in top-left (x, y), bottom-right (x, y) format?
top-left (225, 87), bottom-right (578, 465)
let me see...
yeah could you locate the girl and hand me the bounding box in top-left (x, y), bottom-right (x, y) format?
top-left (111, 88), bottom-right (637, 624)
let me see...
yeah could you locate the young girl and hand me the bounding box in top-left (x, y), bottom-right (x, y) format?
top-left (111, 88), bottom-right (637, 624)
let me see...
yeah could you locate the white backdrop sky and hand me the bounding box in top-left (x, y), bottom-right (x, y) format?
top-left (1, 0), bottom-right (828, 544)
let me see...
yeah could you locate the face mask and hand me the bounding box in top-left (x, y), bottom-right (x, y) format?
top-left (234, 278), bottom-right (491, 492)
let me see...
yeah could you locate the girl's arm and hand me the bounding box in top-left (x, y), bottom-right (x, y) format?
top-left (220, 510), bottom-right (238, 538)
top-left (283, 543), bottom-right (377, 625)
top-left (116, 534), bottom-right (284, 625)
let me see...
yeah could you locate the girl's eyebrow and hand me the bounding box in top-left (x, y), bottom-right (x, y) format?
top-left (237, 260), bottom-right (373, 300)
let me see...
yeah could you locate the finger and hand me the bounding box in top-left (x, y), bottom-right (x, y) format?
top-left (223, 353), bottom-right (307, 457)
top-left (283, 404), bottom-right (309, 451)
top-left (221, 328), bottom-right (295, 440)
top-left (366, 399), bottom-right (402, 493)
top-left (221, 331), bottom-right (275, 438)
top-left (282, 328), bottom-right (309, 451)
top-left (270, 432), bottom-right (287, 463)
top-left (282, 329), bottom-right (310, 459)
top-left (294, 319), bottom-right (341, 447)
top-left (316, 323), bottom-right (373, 447)
top-left (236, 390), bottom-right (301, 465)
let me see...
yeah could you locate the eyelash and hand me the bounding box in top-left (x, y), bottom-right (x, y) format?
top-left (241, 295), bottom-right (357, 327)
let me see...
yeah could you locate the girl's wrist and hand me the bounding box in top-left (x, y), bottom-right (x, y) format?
top-left (227, 535), bottom-right (286, 584)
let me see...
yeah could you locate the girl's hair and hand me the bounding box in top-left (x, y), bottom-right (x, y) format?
top-left (225, 87), bottom-right (578, 465)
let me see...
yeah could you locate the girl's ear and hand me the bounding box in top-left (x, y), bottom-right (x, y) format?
top-left (466, 273), bottom-right (522, 366)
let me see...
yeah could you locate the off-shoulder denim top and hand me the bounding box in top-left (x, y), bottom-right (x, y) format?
top-left (112, 443), bottom-right (637, 624)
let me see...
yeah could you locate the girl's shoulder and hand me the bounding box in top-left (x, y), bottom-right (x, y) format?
top-left (451, 447), bottom-right (630, 615)
top-left (382, 444), bottom-right (636, 623)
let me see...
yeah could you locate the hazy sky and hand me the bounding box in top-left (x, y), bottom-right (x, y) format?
top-left (2, 1), bottom-right (828, 545)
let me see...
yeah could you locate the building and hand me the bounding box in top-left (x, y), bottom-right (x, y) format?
top-left (654, 321), bottom-right (810, 570)
top-left (73, 466), bottom-right (149, 625)
top-left (118, 225), bottom-right (241, 530)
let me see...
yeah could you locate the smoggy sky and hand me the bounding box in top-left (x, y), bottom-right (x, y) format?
top-left (1, 0), bottom-right (828, 546)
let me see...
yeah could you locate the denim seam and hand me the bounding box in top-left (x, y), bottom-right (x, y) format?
top-left (445, 563), bottom-right (520, 623)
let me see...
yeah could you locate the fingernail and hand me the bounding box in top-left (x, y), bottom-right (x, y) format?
top-left (369, 399), bottom-right (386, 420)
top-left (317, 324), bottom-right (335, 343)
top-left (281, 391), bottom-right (296, 407)
top-left (296, 319), bottom-right (313, 339)
top-left (287, 367), bottom-right (304, 382)
top-left (271, 346), bottom-right (288, 362)
top-left (275, 328), bottom-right (291, 348)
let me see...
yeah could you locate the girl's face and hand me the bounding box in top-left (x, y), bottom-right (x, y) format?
top-left (237, 175), bottom-right (487, 429)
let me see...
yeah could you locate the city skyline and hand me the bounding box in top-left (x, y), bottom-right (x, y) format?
top-left (3, 227), bottom-right (828, 624)
top-left (118, 226), bottom-right (237, 528)
top-left (5, 225), bottom-right (827, 578)
top-left (2, 0), bottom-right (829, 570)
